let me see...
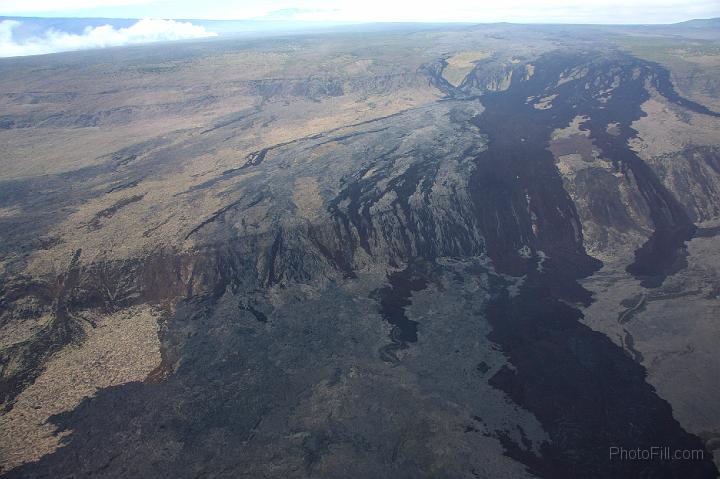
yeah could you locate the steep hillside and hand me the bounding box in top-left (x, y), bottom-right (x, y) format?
top-left (1, 22), bottom-right (720, 478)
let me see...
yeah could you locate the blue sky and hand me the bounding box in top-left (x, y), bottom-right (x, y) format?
top-left (2, 0), bottom-right (719, 24)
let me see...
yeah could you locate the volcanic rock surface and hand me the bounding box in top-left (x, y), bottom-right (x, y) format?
top-left (1, 21), bottom-right (720, 478)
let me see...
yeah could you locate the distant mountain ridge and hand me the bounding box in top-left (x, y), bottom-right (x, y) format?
top-left (671, 17), bottom-right (720, 28)
top-left (1, 15), bottom-right (719, 36)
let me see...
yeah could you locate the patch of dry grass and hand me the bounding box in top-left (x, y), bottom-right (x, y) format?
top-left (0, 306), bottom-right (162, 474)
top-left (442, 51), bottom-right (491, 87)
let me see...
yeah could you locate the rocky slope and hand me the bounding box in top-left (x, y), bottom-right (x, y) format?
top-left (1, 23), bottom-right (720, 478)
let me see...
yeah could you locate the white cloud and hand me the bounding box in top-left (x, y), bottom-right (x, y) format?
top-left (0, 18), bottom-right (217, 58)
top-left (0, 0), bottom-right (157, 13)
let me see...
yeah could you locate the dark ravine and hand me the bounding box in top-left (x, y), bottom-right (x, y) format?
top-left (374, 263), bottom-right (429, 363)
top-left (486, 272), bottom-right (714, 478)
top-left (457, 49), bottom-right (719, 477)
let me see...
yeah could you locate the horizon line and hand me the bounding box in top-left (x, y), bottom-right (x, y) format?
top-left (0, 15), bottom-right (718, 27)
